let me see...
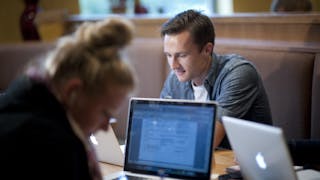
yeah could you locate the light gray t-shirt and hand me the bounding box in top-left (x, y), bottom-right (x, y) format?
top-left (192, 83), bottom-right (208, 101)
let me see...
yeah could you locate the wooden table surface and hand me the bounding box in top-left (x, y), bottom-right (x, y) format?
top-left (99, 150), bottom-right (235, 179)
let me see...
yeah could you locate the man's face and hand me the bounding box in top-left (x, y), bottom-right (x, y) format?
top-left (163, 31), bottom-right (212, 85)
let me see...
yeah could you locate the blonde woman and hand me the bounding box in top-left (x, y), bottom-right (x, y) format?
top-left (0, 18), bottom-right (136, 180)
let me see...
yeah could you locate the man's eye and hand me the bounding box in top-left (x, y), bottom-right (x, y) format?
top-left (178, 54), bottom-right (187, 58)
top-left (103, 110), bottom-right (110, 117)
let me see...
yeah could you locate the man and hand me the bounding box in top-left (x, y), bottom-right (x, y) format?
top-left (160, 9), bottom-right (272, 149)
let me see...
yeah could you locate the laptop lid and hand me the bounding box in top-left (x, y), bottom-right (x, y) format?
top-left (123, 97), bottom-right (217, 180)
top-left (92, 125), bottom-right (124, 166)
top-left (222, 116), bottom-right (297, 180)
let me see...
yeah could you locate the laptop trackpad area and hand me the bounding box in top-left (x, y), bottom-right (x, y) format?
top-left (297, 169), bottom-right (320, 180)
top-left (105, 172), bottom-right (163, 180)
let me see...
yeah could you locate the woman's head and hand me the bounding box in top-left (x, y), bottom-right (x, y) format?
top-left (42, 18), bottom-right (136, 136)
top-left (46, 18), bottom-right (135, 94)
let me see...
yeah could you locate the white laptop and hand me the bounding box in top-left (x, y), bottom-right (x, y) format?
top-left (222, 116), bottom-right (320, 180)
top-left (104, 97), bottom-right (217, 180)
top-left (92, 125), bottom-right (124, 166)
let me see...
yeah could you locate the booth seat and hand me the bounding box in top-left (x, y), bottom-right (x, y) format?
top-left (0, 38), bottom-right (319, 142)
top-left (214, 38), bottom-right (320, 140)
top-left (0, 39), bottom-right (166, 140)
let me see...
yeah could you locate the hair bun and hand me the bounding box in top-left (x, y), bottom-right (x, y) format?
top-left (75, 17), bottom-right (134, 50)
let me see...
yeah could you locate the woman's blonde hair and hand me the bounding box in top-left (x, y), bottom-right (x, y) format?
top-left (44, 17), bottom-right (136, 95)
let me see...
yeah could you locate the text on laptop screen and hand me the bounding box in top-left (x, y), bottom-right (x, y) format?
top-left (124, 99), bottom-right (216, 179)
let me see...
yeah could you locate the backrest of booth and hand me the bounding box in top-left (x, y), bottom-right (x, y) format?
top-left (0, 43), bottom-right (54, 92)
top-left (0, 38), bottom-right (319, 142)
top-left (0, 39), bottom-right (167, 140)
top-left (113, 38), bottom-right (167, 139)
top-left (215, 39), bottom-right (320, 140)
top-left (311, 54), bottom-right (320, 138)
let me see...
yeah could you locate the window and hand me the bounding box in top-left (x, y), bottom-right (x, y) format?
top-left (138, 0), bottom-right (214, 15)
top-left (79, 0), bottom-right (111, 14)
top-left (78, 0), bottom-right (233, 16)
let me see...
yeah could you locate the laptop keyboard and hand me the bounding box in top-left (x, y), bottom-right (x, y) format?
top-left (112, 175), bottom-right (155, 180)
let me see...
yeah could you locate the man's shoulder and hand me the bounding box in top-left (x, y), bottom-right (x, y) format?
top-left (161, 70), bottom-right (192, 99)
top-left (215, 53), bottom-right (255, 71)
top-left (217, 53), bottom-right (251, 65)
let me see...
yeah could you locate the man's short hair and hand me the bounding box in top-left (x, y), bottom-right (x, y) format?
top-left (160, 9), bottom-right (215, 51)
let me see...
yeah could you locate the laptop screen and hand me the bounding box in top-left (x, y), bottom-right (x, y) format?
top-left (124, 98), bottom-right (216, 180)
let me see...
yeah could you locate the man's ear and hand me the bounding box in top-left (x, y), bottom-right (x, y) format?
top-left (60, 78), bottom-right (83, 105)
top-left (203, 42), bottom-right (214, 55)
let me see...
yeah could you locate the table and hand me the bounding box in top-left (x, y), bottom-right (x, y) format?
top-left (99, 150), bottom-right (235, 179)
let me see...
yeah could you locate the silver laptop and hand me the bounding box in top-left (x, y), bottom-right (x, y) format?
top-left (105, 97), bottom-right (217, 180)
top-left (92, 125), bottom-right (124, 166)
top-left (222, 116), bottom-right (320, 180)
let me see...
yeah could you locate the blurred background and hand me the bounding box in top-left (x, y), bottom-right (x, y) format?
top-left (0, 0), bottom-right (319, 43)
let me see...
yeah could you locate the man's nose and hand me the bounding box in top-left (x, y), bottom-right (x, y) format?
top-left (169, 57), bottom-right (179, 69)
